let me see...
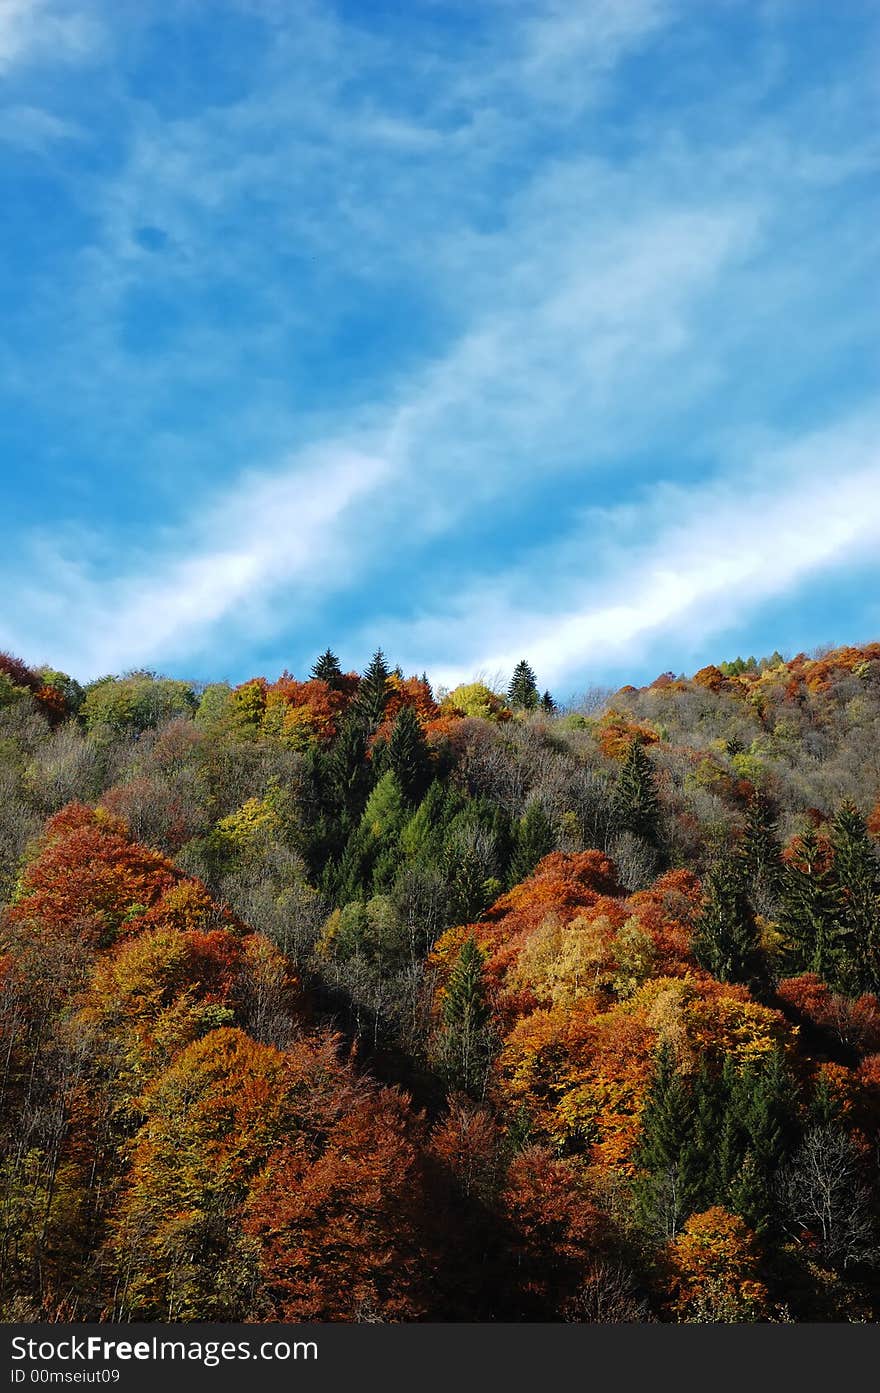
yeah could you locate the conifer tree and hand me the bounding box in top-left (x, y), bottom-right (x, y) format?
top-left (326, 713), bottom-right (372, 826)
top-left (738, 790), bottom-right (782, 913)
top-left (615, 738), bottom-right (660, 844)
top-left (779, 829), bottom-right (842, 986)
top-left (508, 801), bottom-right (555, 887)
top-left (437, 936), bottom-right (495, 1097)
top-left (310, 648), bottom-right (344, 688)
top-left (830, 800), bottom-right (880, 992)
top-left (386, 704), bottom-right (432, 807)
top-left (730, 1049), bottom-right (797, 1230)
top-left (507, 659), bottom-right (539, 711)
top-left (693, 858), bottom-right (762, 985)
top-left (635, 1041), bottom-right (699, 1237)
top-left (540, 690), bottom-right (556, 714)
top-left (356, 648), bottom-right (392, 728)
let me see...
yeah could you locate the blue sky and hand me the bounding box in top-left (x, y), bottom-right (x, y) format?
top-left (1, 0), bottom-right (879, 700)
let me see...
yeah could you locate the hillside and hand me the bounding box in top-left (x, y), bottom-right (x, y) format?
top-left (2, 642), bottom-right (880, 1321)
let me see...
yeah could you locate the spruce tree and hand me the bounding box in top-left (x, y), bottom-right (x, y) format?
top-left (693, 857), bottom-right (762, 985)
top-left (437, 935), bottom-right (495, 1096)
top-left (738, 790), bottom-right (782, 914)
top-left (326, 712), bottom-right (372, 826)
top-left (615, 738), bottom-right (660, 844)
top-left (310, 648), bottom-right (344, 688)
top-left (508, 800), bottom-right (555, 887)
top-left (830, 800), bottom-right (880, 992)
top-left (386, 704), bottom-right (432, 806)
top-left (507, 659), bottom-right (539, 711)
top-left (730, 1049), bottom-right (797, 1230)
top-left (635, 1041), bottom-right (699, 1237)
top-left (356, 648), bottom-right (392, 728)
top-left (540, 690), bottom-right (556, 714)
top-left (779, 828), bottom-right (842, 986)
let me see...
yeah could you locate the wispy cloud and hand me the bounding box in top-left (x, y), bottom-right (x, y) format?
top-left (3, 447), bottom-right (390, 678)
top-left (0, 0), bottom-right (101, 74)
top-left (395, 412), bottom-right (880, 691)
top-left (1, 1), bottom-right (878, 684)
top-left (0, 103), bottom-right (81, 148)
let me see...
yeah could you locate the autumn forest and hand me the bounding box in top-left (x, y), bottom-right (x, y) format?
top-left (2, 642), bottom-right (880, 1322)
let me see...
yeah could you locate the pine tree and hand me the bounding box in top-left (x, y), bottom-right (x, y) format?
top-left (326, 713), bottom-right (372, 825)
top-left (615, 738), bottom-right (660, 844)
top-left (779, 829), bottom-right (842, 986)
top-left (635, 1041), bottom-right (699, 1237)
top-left (830, 800), bottom-right (880, 993)
top-left (386, 704), bottom-right (432, 806)
top-left (690, 1060), bottom-right (726, 1208)
top-left (356, 648), bottom-right (391, 728)
top-left (738, 790), bottom-right (782, 914)
top-left (507, 659), bottom-right (539, 711)
top-left (539, 690), bottom-right (556, 714)
top-left (508, 801), bottom-right (555, 887)
top-left (437, 936), bottom-right (495, 1097)
top-left (310, 648), bottom-right (344, 688)
top-left (730, 1049), bottom-right (797, 1230)
top-left (693, 858), bottom-right (762, 985)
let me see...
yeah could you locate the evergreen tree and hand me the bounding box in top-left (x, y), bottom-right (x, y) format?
top-left (693, 857), bottom-right (762, 986)
top-left (386, 704), bottom-right (432, 806)
top-left (400, 780), bottom-right (454, 866)
top-left (539, 690), bottom-right (556, 714)
top-left (310, 648), bottom-right (344, 688)
top-left (779, 829), bottom-right (843, 986)
top-left (508, 801), bottom-right (555, 887)
top-left (436, 936), bottom-right (496, 1097)
top-left (356, 648), bottom-right (392, 728)
top-left (507, 659), bottom-right (539, 711)
top-left (615, 738), bottom-right (660, 844)
top-left (326, 713), bottom-right (372, 827)
top-left (729, 1049), bottom-right (798, 1230)
top-left (830, 800), bottom-right (880, 992)
top-left (635, 1042), bottom-right (700, 1237)
top-left (738, 790), bottom-right (782, 914)
top-left (690, 1059), bottom-right (726, 1208)
top-left (443, 807), bottom-right (501, 925)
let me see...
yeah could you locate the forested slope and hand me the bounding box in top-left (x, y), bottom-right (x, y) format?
top-left (2, 642), bottom-right (880, 1321)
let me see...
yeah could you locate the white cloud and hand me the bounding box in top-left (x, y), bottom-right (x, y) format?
top-left (387, 413), bottom-right (880, 690)
top-left (0, 103), bottom-right (81, 148)
top-left (3, 446), bottom-right (391, 678)
top-left (0, 0), bottom-right (101, 73)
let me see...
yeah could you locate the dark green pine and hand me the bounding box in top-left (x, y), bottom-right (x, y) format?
top-left (615, 737), bottom-right (660, 844)
top-left (830, 799), bottom-right (880, 993)
top-left (386, 703), bottom-right (432, 806)
top-left (310, 647), bottom-right (344, 688)
top-left (356, 647), bottom-right (392, 728)
top-left (693, 856), bottom-right (762, 985)
top-left (507, 659), bottom-right (539, 711)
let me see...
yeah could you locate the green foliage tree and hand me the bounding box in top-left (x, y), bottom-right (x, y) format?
top-left (310, 648), bottom-right (344, 687)
top-left (356, 649), bottom-right (391, 728)
top-left (508, 660), bottom-right (539, 712)
top-left (81, 672), bottom-right (197, 735)
top-left (779, 829), bottom-right (845, 988)
top-left (738, 790), bottom-right (782, 913)
top-left (830, 800), bottom-right (880, 992)
top-left (385, 704), bottom-right (432, 806)
top-left (508, 801), bottom-right (555, 887)
top-left (693, 858), bottom-right (762, 986)
top-left (615, 738), bottom-right (660, 844)
top-left (436, 936), bottom-right (495, 1097)
top-left (635, 1042), bottom-right (699, 1238)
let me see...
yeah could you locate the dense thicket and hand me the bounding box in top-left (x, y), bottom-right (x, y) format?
top-left (2, 641), bottom-right (880, 1321)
